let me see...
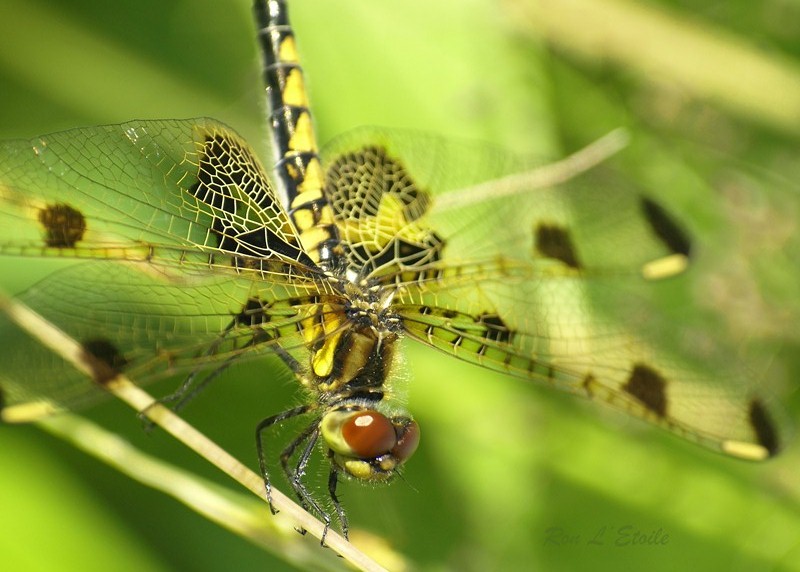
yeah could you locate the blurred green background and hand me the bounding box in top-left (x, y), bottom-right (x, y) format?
top-left (1, 0), bottom-right (800, 570)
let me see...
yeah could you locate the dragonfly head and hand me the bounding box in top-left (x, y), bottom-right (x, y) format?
top-left (321, 405), bottom-right (419, 481)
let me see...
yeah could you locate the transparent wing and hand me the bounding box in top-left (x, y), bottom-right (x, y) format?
top-left (0, 262), bottom-right (345, 421)
top-left (0, 119), bottom-right (338, 421)
top-left (322, 129), bottom-right (780, 461)
top-left (322, 127), bottom-right (688, 280)
top-left (0, 118), bottom-right (315, 270)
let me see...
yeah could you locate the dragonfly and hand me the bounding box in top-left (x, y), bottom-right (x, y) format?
top-left (0, 0), bottom-right (781, 540)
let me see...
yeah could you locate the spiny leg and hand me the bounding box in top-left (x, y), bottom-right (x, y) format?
top-left (279, 423), bottom-right (324, 511)
top-left (327, 469), bottom-right (349, 540)
top-left (167, 334), bottom-right (305, 415)
top-left (278, 419), bottom-right (320, 511)
top-left (138, 311), bottom-right (244, 423)
top-left (153, 294), bottom-right (307, 417)
top-left (281, 424), bottom-right (336, 545)
top-left (164, 354), bottom-right (238, 413)
top-left (137, 348), bottom-right (236, 431)
top-left (256, 405), bottom-right (313, 515)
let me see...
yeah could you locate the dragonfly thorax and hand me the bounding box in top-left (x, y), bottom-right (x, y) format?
top-left (342, 279), bottom-right (401, 335)
top-left (308, 279), bottom-right (402, 396)
top-left (307, 279), bottom-right (417, 482)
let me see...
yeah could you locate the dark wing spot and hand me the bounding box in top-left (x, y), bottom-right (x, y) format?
top-left (326, 145), bottom-right (434, 222)
top-left (582, 373), bottom-right (597, 397)
top-left (640, 196), bottom-right (691, 258)
top-left (397, 239), bottom-right (428, 260)
top-left (395, 235), bottom-right (442, 266)
top-left (327, 146), bottom-right (390, 217)
top-left (749, 399), bottom-right (779, 457)
top-left (479, 313), bottom-right (511, 344)
top-left (190, 134), bottom-right (314, 266)
top-left (80, 339), bottom-right (128, 385)
top-left (235, 297), bottom-right (269, 327)
top-left (38, 203), bottom-right (86, 248)
top-left (399, 187), bottom-right (433, 222)
top-left (326, 145), bottom-right (443, 276)
top-left (348, 243), bottom-right (393, 271)
top-left (234, 297), bottom-right (279, 345)
top-left (232, 227), bottom-right (312, 264)
top-left (326, 146), bottom-right (387, 218)
top-left (347, 234), bottom-right (444, 276)
top-left (623, 364), bottom-right (667, 417)
top-left (534, 223), bottom-right (581, 269)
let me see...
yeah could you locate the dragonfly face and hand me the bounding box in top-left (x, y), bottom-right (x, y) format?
top-left (0, 0), bottom-right (784, 544)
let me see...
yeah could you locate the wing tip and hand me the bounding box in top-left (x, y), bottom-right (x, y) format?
top-left (1, 400), bottom-right (63, 423)
top-left (720, 398), bottom-right (782, 461)
top-left (720, 440), bottom-right (772, 461)
top-left (641, 253), bottom-right (689, 280)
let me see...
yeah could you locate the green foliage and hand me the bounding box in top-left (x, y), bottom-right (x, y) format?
top-left (0, 0), bottom-right (798, 570)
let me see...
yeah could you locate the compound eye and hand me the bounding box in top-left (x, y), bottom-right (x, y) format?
top-left (341, 410), bottom-right (397, 459)
top-left (391, 419), bottom-right (420, 463)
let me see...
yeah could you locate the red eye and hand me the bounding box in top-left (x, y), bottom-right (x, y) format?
top-left (341, 410), bottom-right (396, 459)
top-left (391, 419), bottom-right (420, 462)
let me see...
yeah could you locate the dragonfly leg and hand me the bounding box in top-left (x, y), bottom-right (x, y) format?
top-left (328, 469), bottom-right (349, 540)
top-left (255, 405), bottom-right (313, 515)
top-left (281, 424), bottom-right (336, 544)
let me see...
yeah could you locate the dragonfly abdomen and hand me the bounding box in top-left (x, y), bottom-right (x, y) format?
top-left (253, 0), bottom-right (341, 267)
